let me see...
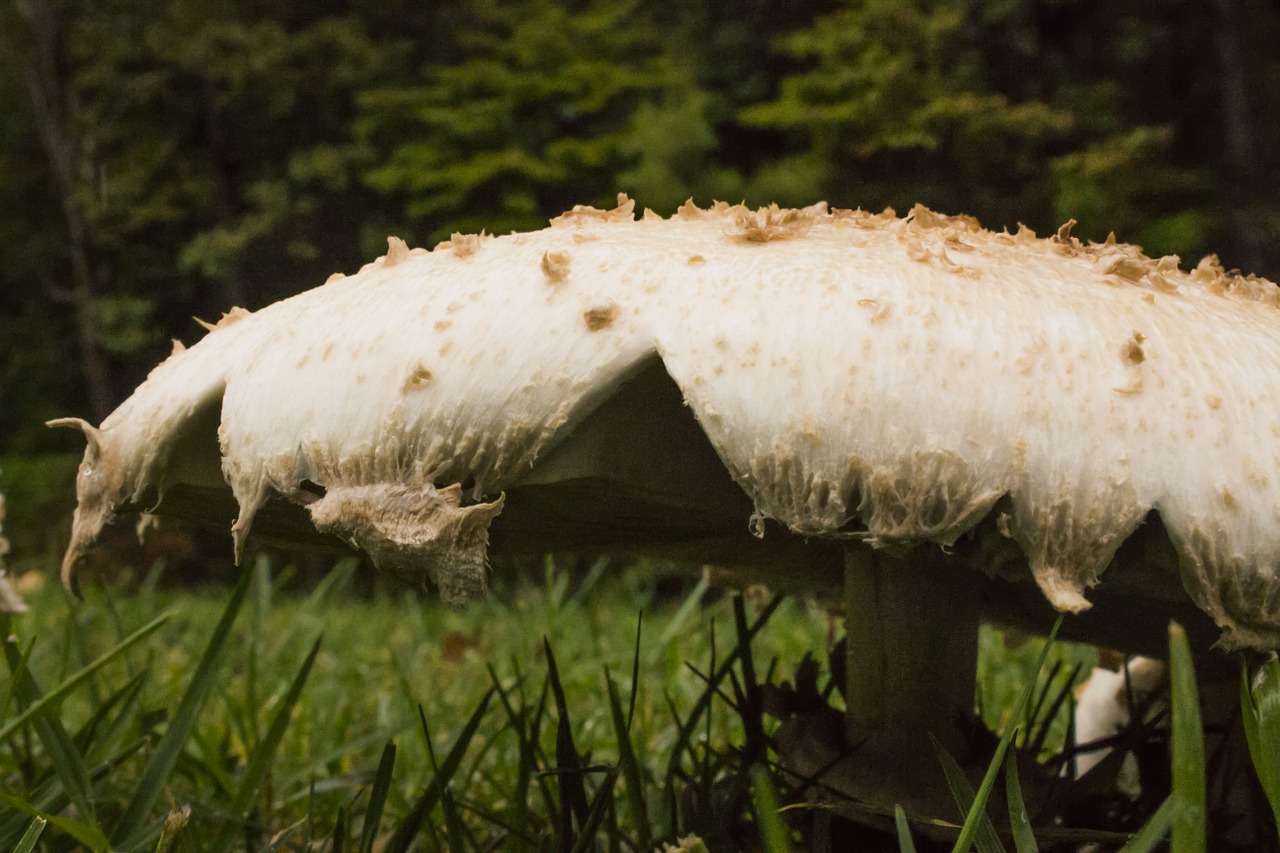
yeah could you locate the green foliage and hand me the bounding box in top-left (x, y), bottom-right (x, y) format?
top-left (617, 88), bottom-right (740, 212)
top-left (942, 618), bottom-right (1064, 853)
top-left (895, 804), bottom-right (918, 852)
top-left (1167, 622), bottom-right (1206, 853)
top-left (0, 560), bottom-right (832, 848)
top-left (749, 764), bottom-right (793, 853)
top-left (1052, 126), bottom-right (1211, 255)
top-left (976, 624), bottom-right (1096, 756)
top-left (1242, 655), bottom-right (1280, 830)
top-left (740, 0), bottom-right (1074, 219)
top-left (88, 296), bottom-right (161, 357)
top-left (3, 559), bottom-right (1278, 849)
top-left (0, 455), bottom-right (79, 569)
top-left (355, 0), bottom-right (700, 237)
top-left (12, 817), bottom-right (47, 853)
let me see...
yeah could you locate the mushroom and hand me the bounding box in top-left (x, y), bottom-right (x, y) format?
top-left (1072, 656), bottom-right (1167, 798)
top-left (52, 195), bottom-right (1280, 814)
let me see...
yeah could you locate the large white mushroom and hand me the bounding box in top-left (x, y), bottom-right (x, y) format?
top-left (53, 195), bottom-right (1280, 813)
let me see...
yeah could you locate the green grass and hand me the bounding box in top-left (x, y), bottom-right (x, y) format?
top-left (2, 555), bottom-right (1278, 850)
top-left (1242, 652), bottom-right (1280, 832)
top-left (0, 557), bottom-right (831, 849)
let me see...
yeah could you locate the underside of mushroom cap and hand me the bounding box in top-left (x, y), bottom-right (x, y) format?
top-left (54, 196), bottom-right (1280, 650)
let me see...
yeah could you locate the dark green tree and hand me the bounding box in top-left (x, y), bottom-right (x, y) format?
top-left (739, 0), bottom-right (1074, 225)
top-left (737, 0), bottom-right (1280, 274)
top-left (355, 0), bottom-right (723, 238)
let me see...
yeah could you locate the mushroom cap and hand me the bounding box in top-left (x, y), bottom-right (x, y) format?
top-left (56, 196), bottom-right (1280, 649)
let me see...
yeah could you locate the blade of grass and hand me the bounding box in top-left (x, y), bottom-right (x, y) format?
top-left (0, 634), bottom-right (35, 725)
top-left (209, 633), bottom-right (323, 853)
top-left (0, 616), bottom-right (99, 829)
top-left (947, 617), bottom-right (1063, 853)
top-left (1117, 795), bottom-right (1174, 853)
top-left (4, 703), bottom-right (96, 828)
top-left (627, 613), bottom-right (642, 731)
top-left (386, 689), bottom-right (494, 853)
top-left (0, 793), bottom-right (109, 851)
top-left (111, 568), bottom-right (252, 847)
top-left (1026, 663), bottom-right (1082, 758)
top-left (568, 770), bottom-right (618, 853)
top-left (244, 558), bottom-right (272, 757)
top-left (656, 575), bottom-right (708, 648)
top-left (894, 805), bottom-right (918, 853)
top-left (933, 739), bottom-right (1006, 853)
top-left (0, 611), bottom-right (170, 743)
top-left (1240, 656), bottom-right (1280, 828)
top-left (698, 620), bottom-right (717, 820)
top-left (662, 693), bottom-right (685, 838)
top-left (663, 596), bottom-right (785, 785)
top-left (1167, 622), bottom-right (1205, 853)
top-left (422, 713), bottom-right (470, 852)
top-left (303, 556), bottom-right (358, 609)
top-left (11, 817), bottom-right (46, 853)
top-left (750, 765), bottom-right (793, 853)
top-left (732, 595), bottom-right (766, 762)
top-left (1024, 661), bottom-right (1063, 745)
top-left (526, 677), bottom-right (556, 836)
top-left (566, 556), bottom-right (611, 607)
top-left (73, 667), bottom-right (149, 761)
top-left (306, 781), bottom-right (316, 844)
top-left (488, 666), bottom-right (538, 853)
top-left (544, 637), bottom-right (590, 840)
top-left (1003, 748), bottom-right (1037, 853)
top-left (360, 741), bottom-right (397, 853)
top-left (0, 733), bottom-right (150, 846)
top-left (441, 790), bottom-right (468, 851)
top-left (605, 670), bottom-right (651, 851)
top-left (331, 805), bottom-right (348, 853)
top-left (1012, 618), bottom-right (1064, 735)
top-left (606, 790), bottom-right (623, 853)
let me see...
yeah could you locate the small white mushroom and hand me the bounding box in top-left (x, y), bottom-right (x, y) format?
top-left (1072, 656), bottom-right (1167, 798)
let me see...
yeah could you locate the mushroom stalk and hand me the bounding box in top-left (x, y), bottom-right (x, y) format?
top-left (771, 548), bottom-right (987, 821)
top-left (843, 547), bottom-right (980, 749)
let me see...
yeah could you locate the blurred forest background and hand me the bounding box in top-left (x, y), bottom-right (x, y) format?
top-left (1, 0), bottom-right (1278, 553)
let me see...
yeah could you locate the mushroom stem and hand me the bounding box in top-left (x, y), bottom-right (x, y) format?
top-left (772, 546), bottom-right (990, 821)
top-left (843, 546), bottom-right (981, 751)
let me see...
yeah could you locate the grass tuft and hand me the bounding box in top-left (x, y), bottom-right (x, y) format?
top-left (1168, 622), bottom-right (1206, 853)
top-left (1, 557), bottom-right (1276, 849)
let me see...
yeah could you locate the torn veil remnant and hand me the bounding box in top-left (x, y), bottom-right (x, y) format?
top-left (308, 483), bottom-right (504, 607)
top-left (51, 194), bottom-right (1280, 655)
